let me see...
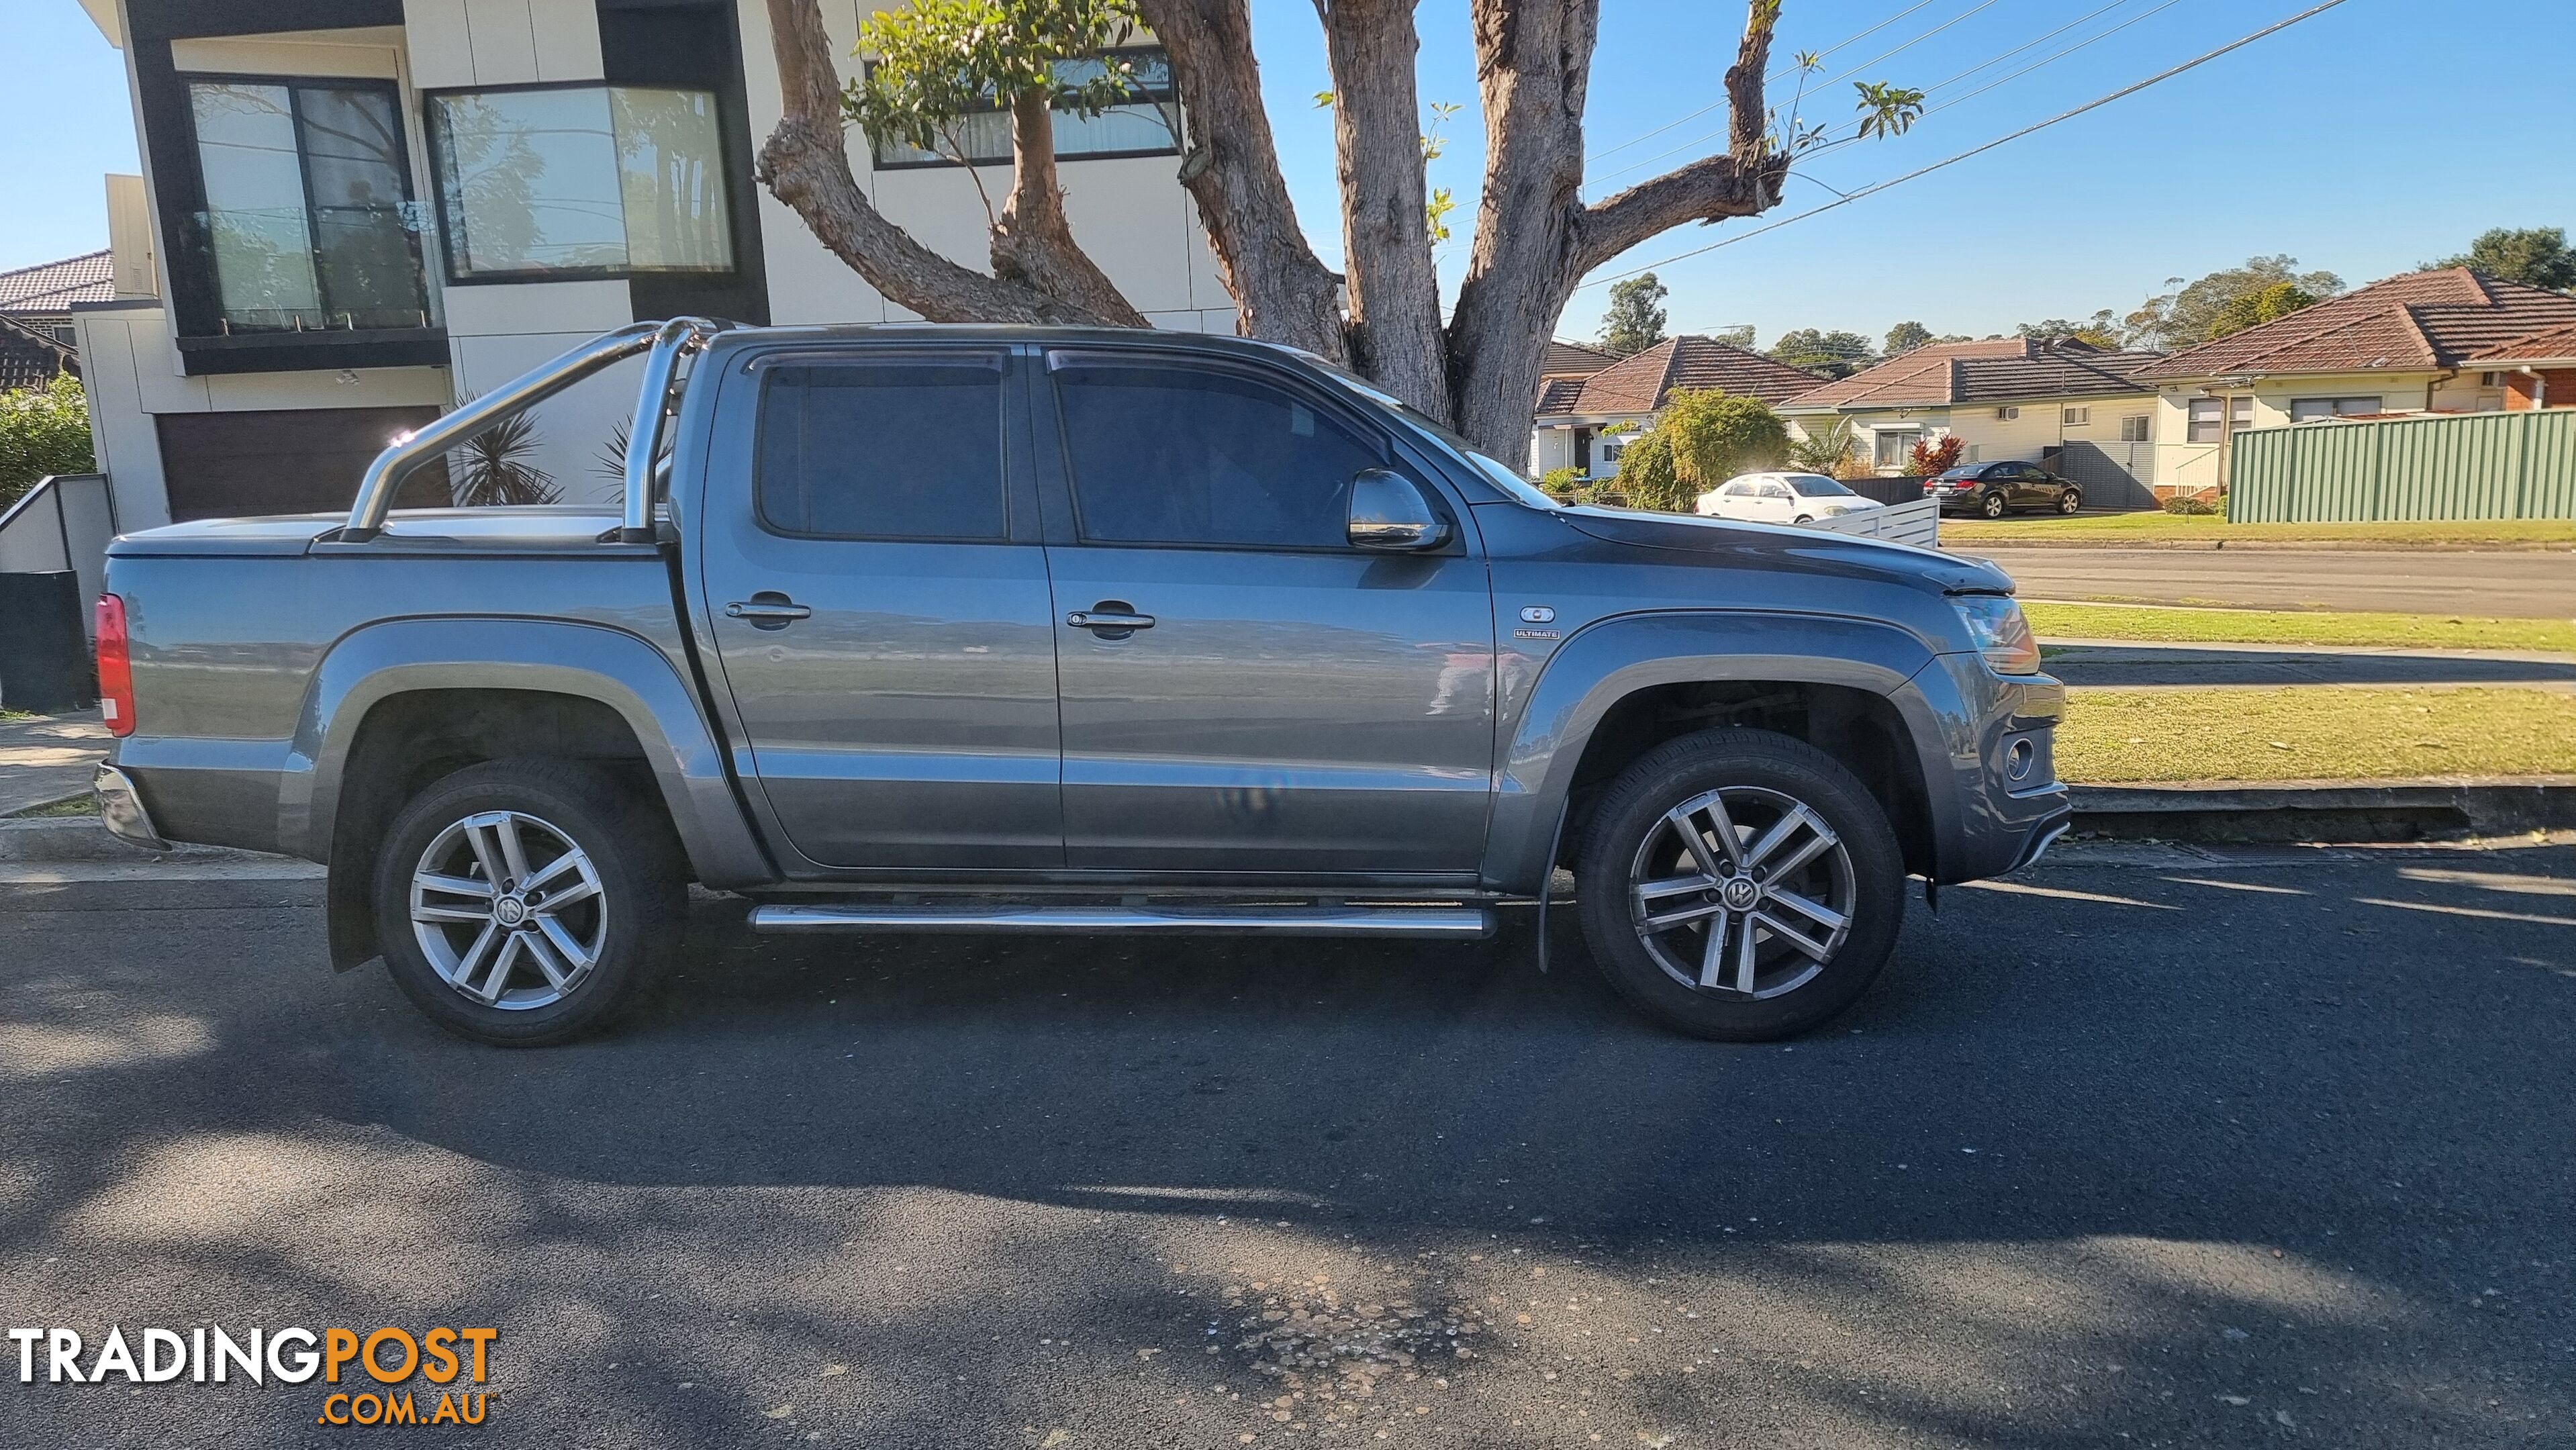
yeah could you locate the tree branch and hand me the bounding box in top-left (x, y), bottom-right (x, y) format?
top-left (753, 0), bottom-right (1129, 325)
top-left (1135, 0), bottom-right (1348, 358)
top-left (992, 87), bottom-right (1151, 325)
top-left (1569, 3), bottom-right (1782, 276)
top-left (1321, 0), bottom-right (1451, 419)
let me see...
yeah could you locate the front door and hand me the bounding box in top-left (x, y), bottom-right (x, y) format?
top-left (697, 348), bottom-right (1062, 870)
top-left (1038, 351), bottom-right (1496, 875)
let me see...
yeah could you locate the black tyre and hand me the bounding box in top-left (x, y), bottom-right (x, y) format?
top-left (1979, 490), bottom-right (2009, 518)
top-left (1575, 729), bottom-right (1906, 1041)
top-left (372, 759), bottom-right (683, 1047)
top-left (1793, 514), bottom-right (1815, 524)
top-left (2056, 486), bottom-right (2083, 515)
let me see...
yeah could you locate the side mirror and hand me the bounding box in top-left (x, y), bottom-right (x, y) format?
top-left (1347, 469), bottom-right (1453, 551)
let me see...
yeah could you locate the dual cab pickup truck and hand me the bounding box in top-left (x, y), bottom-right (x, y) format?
top-left (94, 318), bottom-right (2067, 1047)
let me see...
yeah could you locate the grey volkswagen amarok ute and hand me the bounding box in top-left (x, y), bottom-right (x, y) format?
top-left (93, 318), bottom-right (2068, 1046)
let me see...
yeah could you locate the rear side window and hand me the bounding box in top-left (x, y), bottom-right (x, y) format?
top-left (1051, 359), bottom-right (1386, 548)
top-left (755, 358), bottom-right (1006, 539)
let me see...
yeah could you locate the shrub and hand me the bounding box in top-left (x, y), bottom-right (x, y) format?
top-left (1784, 416), bottom-right (1854, 475)
top-left (1613, 428), bottom-right (1682, 510)
top-left (1662, 389), bottom-right (1788, 489)
top-left (0, 373), bottom-right (95, 512)
top-left (2161, 491), bottom-right (2222, 516)
top-left (1539, 465), bottom-right (1582, 498)
top-left (1907, 434), bottom-right (1963, 476)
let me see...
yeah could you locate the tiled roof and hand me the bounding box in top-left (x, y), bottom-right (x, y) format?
top-left (0, 250), bottom-right (113, 314)
top-left (2138, 268), bottom-right (2576, 379)
top-left (1780, 338), bottom-right (2160, 411)
top-left (2471, 320), bottom-right (2576, 364)
top-left (1542, 339), bottom-right (1616, 377)
top-left (0, 312), bottom-right (79, 391)
top-left (1537, 336), bottom-right (1824, 416)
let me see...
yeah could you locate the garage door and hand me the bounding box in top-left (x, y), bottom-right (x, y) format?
top-left (154, 406), bottom-right (448, 522)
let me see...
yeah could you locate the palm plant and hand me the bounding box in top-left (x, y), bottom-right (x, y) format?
top-left (448, 409), bottom-right (559, 506)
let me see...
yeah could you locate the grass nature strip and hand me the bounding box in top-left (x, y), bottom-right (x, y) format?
top-left (1942, 514), bottom-right (2576, 547)
top-left (2056, 687), bottom-right (2576, 783)
top-left (2025, 602), bottom-right (2576, 654)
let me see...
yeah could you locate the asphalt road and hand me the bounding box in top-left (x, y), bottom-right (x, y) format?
top-left (1968, 547), bottom-right (2576, 618)
top-left (3, 843), bottom-right (2571, 1449)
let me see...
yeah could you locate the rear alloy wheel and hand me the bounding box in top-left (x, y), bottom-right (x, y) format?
top-left (1577, 730), bottom-right (1905, 1040)
top-left (1980, 490), bottom-right (2009, 519)
top-left (2056, 486), bottom-right (2083, 514)
top-left (374, 759), bottom-right (681, 1046)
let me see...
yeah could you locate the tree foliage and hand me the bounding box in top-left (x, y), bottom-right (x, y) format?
top-left (2124, 256), bottom-right (2343, 350)
top-left (2015, 310), bottom-right (2124, 348)
top-left (845, 0), bottom-right (1145, 163)
top-left (1662, 388), bottom-right (1787, 490)
top-left (2203, 280), bottom-right (2319, 342)
top-left (1711, 324), bottom-right (1757, 348)
top-left (1611, 427), bottom-right (1678, 510)
top-left (2432, 226), bottom-right (2576, 292)
top-left (1882, 320), bottom-right (1932, 356)
top-left (1599, 273), bottom-right (1670, 358)
top-left (0, 373), bottom-right (93, 510)
top-left (1767, 328), bottom-right (1874, 379)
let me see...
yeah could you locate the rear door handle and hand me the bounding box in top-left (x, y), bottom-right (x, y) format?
top-left (726, 595), bottom-right (812, 629)
top-left (1067, 608), bottom-right (1155, 634)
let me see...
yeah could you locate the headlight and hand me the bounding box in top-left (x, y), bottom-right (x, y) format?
top-left (1952, 595), bottom-right (2040, 675)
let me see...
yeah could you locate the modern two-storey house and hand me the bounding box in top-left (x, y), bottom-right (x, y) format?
top-left (68, 0), bottom-right (1233, 530)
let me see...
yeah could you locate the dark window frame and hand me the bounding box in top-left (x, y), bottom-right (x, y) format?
top-left (173, 71), bottom-right (433, 334)
top-left (1041, 348), bottom-right (1458, 555)
top-left (867, 45), bottom-right (1182, 172)
top-left (748, 350), bottom-right (1017, 544)
top-left (420, 78), bottom-right (744, 287)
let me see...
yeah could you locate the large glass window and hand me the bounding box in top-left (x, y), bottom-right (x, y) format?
top-left (1053, 360), bottom-right (1386, 549)
top-left (871, 49), bottom-right (1178, 169)
top-left (755, 360), bottom-right (1007, 540)
top-left (185, 79), bottom-right (428, 332)
top-left (428, 85), bottom-right (733, 279)
top-left (2289, 395), bottom-right (2385, 422)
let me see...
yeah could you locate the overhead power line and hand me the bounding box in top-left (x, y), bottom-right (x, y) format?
top-left (1588, 0), bottom-right (1947, 164)
top-left (1576, 0), bottom-right (2356, 292)
top-left (1596, 0), bottom-right (2003, 182)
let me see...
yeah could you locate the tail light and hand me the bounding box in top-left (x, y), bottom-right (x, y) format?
top-left (96, 593), bottom-right (136, 738)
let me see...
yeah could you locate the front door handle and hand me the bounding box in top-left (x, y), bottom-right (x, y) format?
top-left (1067, 604), bottom-right (1155, 637)
top-left (726, 593), bottom-right (812, 630)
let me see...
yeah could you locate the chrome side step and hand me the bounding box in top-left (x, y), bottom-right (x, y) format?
top-left (747, 902), bottom-right (1494, 940)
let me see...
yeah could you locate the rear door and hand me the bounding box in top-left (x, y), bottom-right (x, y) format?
top-left (1035, 349), bottom-right (1496, 875)
top-left (696, 346), bottom-right (1062, 870)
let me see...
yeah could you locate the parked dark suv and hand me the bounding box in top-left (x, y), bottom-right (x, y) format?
top-left (1925, 461), bottom-right (2082, 518)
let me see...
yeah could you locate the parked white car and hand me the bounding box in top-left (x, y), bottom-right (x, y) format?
top-left (1695, 472), bottom-right (1885, 525)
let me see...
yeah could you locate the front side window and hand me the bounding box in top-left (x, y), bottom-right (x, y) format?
top-left (185, 79), bottom-right (428, 332)
top-left (1789, 475), bottom-right (1855, 497)
top-left (1053, 360), bottom-right (1386, 549)
top-left (755, 358), bottom-right (1007, 540)
top-left (428, 86), bottom-right (733, 279)
top-left (871, 48), bottom-right (1178, 169)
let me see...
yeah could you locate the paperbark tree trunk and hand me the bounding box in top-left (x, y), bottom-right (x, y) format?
top-left (1443, 0), bottom-right (1784, 461)
top-left (754, 0), bottom-right (1139, 325)
top-left (992, 87), bottom-right (1151, 326)
top-left (1321, 0), bottom-right (1451, 421)
top-left (1135, 0), bottom-right (1348, 360)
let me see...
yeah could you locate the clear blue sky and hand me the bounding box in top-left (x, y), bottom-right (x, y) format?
top-left (8, 0), bottom-right (2571, 351)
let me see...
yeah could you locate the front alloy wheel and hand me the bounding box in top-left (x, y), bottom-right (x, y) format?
top-left (1576, 729), bottom-right (1906, 1040)
top-left (2056, 487), bottom-right (2083, 514)
top-left (1628, 786), bottom-right (1854, 1000)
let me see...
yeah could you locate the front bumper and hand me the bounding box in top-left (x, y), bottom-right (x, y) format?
top-left (94, 762), bottom-right (171, 852)
top-left (1916, 655), bottom-right (2071, 881)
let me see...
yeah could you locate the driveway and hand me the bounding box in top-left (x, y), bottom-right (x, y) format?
top-left (1968, 547), bottom-right (2576, 618)
top-left (0, 709), bottom-right (105, 815)
top-left (3, 843), bottom-right (2569, 1447)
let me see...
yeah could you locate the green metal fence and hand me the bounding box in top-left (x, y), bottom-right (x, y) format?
top-left (2227, 409), bottom-right (2576, 522)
